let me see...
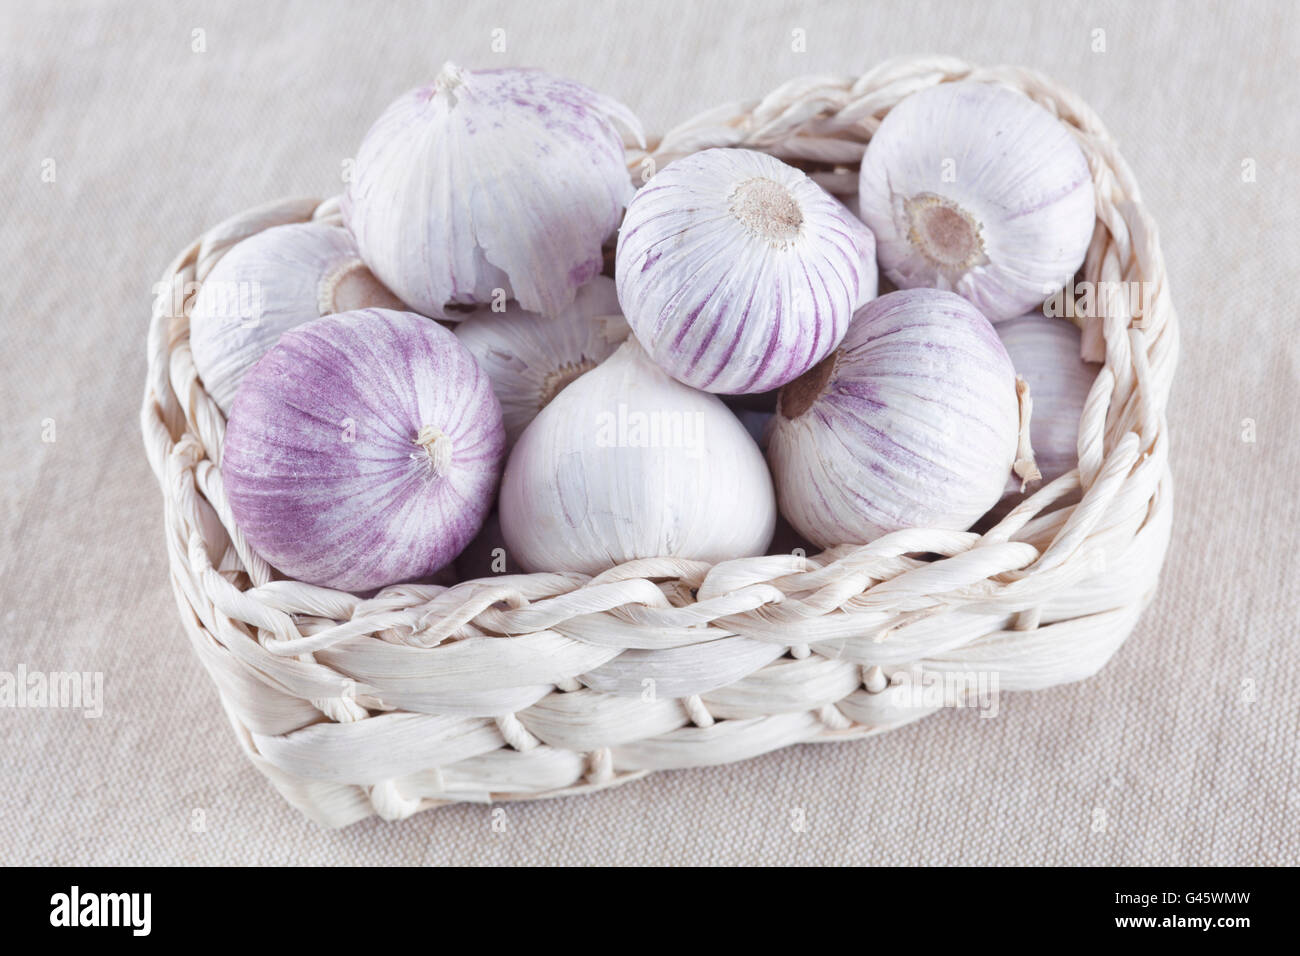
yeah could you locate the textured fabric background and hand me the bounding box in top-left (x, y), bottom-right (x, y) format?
top-left (2, 0), bottom-right (1297, 866)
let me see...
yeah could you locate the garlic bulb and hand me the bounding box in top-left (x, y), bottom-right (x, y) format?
top-left (189, 222), bottom-right (404, 413)
top-left (616, 148), bottom-right (877, 394)
top-left (499, 340), bottom-right (776, 573)
top-left (996, 314), bottom-right (1099, 489)
top-left (345, 63), bottom-right (643, 320)
top-left (453, 276), bottom-right (628, 446)
top-left (768, 289), bottom-right (1019, 548)
top-left (856, 81), bottom-right (1095, 321)
top-left (221, 309), bottom-right (504, 592)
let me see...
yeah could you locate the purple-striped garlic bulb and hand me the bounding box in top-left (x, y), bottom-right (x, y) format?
top-left (856, 81), bottom-right (1095, 321)
top-left (345, 63), bottom-right (643, 320)
top-left (221, 309), bottom-right (504, 592)
top-left (189, 222), bottom-right (404, 413)
top-left (616, 148), bottom-right (877, 394)
top-left (768, 289), bottom-right (1020, 548)
top-left (996, 314), bottom-right (1099, 490)
top-left (453, 276), bottom-right (628, 447)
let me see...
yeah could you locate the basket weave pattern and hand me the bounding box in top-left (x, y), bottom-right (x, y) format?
top-left (141, 56), bottom-right (1177, 827)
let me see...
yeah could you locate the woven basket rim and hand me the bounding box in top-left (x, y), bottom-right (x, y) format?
top-left (140, 55), bottom-right (1177, 827)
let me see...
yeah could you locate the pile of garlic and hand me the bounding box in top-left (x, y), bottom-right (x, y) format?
top-left (199, 65), bottom-right (1101, 592)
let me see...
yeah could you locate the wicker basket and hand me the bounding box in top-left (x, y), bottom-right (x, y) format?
top-left (140, 56), bottom-right (1177, 827)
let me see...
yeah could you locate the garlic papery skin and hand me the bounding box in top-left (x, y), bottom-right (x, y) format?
top-left (345, 63), bottom-right (644, 320)
top-left (499, 339), bottom-right (776, 574)
top-left (453, 276), bottom-right (628, 447)
top-left (615, 148), bottom-right (877, 394)
top-left (856, 81), bottom-right (1095, 322)
top-left (768, 289), bottom-right (1019, 549)
top-left (189, 222), bottom-right (405, 413)
top-left (996, 314), bottom-right (1100, 491)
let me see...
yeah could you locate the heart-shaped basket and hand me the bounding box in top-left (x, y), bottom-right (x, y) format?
top-left (140, 55), bottom-right (1177, 827)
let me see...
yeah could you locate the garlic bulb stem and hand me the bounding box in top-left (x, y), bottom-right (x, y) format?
top-left (779, 350), bottom-right (839, 419)
top-left (414, 425), bottom-right (453, 478)
top-left (994, 314), bottom-right (1100, 492)
top-left (1013, 376), bottom-right (1042, 490)
top-left (434, 61), bottom-right (467, 98)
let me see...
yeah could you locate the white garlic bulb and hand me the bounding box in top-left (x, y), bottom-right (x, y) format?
top-left (189, 222), bottom-right (404, 413)
top-left (453, 276), bottom-right (628, 446)
top-left (616, 148), bottom-right (877, 394)
top-left (856, 81), bottom-right (1095, 321)
top-left (768, 289), bottom-right (1019, 548)
top-left (996, 314), bottom-right (1099, 489)
top-left (499, 339), bottom-right (776, 573)
top-left (345, 63), bottom-right (643, 320)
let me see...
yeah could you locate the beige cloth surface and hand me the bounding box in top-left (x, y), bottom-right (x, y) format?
top-left (2, 0), bottom-right (1297, 866)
